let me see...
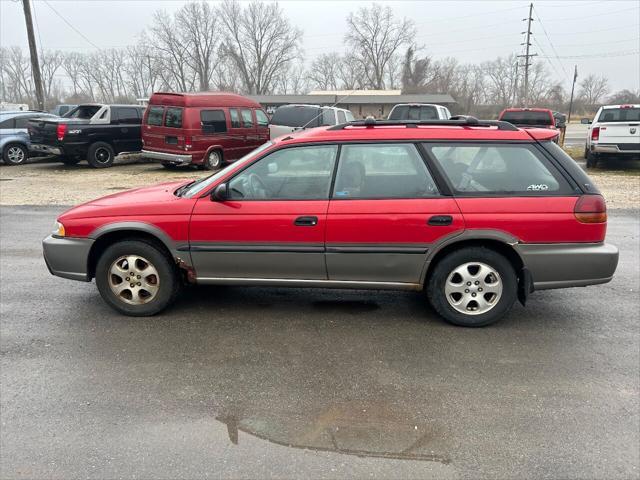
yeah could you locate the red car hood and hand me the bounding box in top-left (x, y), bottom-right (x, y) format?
top-left (59, 181), bottom-right (195, 220)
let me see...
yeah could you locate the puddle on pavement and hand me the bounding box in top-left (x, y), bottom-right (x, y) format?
top-left (215, 400), bottom-right (450, 463)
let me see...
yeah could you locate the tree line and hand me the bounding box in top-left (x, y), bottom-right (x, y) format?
top-left (1, 1), bottom-right (637, 116)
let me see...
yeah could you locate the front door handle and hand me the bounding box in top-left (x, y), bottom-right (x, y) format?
top-left (294, 216), bottom-right (318, 226)
top-left (428, 215), bottom-right (453, 226)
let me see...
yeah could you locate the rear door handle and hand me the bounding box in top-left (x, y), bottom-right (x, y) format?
top-left (294, 216), bottom-right (318, 226)
top-left (428, 215), bottom-right (453, 226)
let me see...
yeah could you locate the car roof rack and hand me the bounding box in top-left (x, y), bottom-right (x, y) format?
top-left (327, 115), bottom-right (519, 131)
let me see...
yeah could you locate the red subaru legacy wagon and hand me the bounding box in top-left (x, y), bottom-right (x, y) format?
top-left (43, 117), bottom-right (618, 327)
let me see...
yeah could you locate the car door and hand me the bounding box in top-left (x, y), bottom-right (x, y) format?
top-left (189, 144), bottom-right (339, 280)
top-left (111, 106), bottom-right (143, 153)
top-left (325, 143), bottom-right (464, 284)
top-left (254, 109), bottom-right (270, 147)
top-left (239, 108), bottom-right (257, 156)
top-left (226, 108), bottom-right (248, 160)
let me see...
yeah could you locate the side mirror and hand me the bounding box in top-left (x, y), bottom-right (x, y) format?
top-left (211, 183), bottom-right (229, 201)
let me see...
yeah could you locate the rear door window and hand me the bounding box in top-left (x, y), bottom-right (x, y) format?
top-left (426, 143), bottom-right (572, 194)
top-left (255, 109), bottom-right (269, 127)
top-left (112, 107), bottom-right (140, 124)
top-left (147, 106), bottom-right (164, 126)
top-left (240, 109), bottom-right (254, 128)
top-left (0, 118), bottom-right (16, 129)
top-left (201, 109), bottom-right (227, 133)
top-left (337, 111), bottom-right (346, 123)
top-left (229, 109), bottom-right (242, 128)
top-left (333, 144), bottom-right (439, 199)
top-left (165, 107), bottom-right (183, 128)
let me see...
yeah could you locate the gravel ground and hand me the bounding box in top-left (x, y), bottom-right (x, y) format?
top-left (0, 155), bottom-right (638, 208)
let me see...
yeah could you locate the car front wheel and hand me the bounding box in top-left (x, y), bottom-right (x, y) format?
top-left (95, 240), bottom-right (180, 316)
top-left (3, 143), bottom-right (28, 165)
top-left (87, 142), bottom-right (115, 168)
top-left (427, 247), bottom-right (517, 327)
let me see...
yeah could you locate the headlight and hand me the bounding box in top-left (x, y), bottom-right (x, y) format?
top-left (53, 221), bottom-right (65, 237)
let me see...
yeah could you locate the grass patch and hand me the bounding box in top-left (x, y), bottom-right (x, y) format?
top-left (562, 145), bottom-right (585, 160)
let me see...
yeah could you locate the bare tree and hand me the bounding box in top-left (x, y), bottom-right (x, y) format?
top-left (39, 50), bottom-right (64, 107)
top-left (218, 0), bottom-right (302, 95)
top-left (337, 53), bottom-right (365, 90)
top-left (578, 74), bottom-right (609, 108)
top-left (1, 47), bottom-right (32, 103)
top-left (307, 53), bottom-right (340, 91)
top-left (175, 2), bottom-right (219, 91)
top-left (345, 4), bottom-right (415, 89)
top-left (483, 54), bottom-right (519, 107)
top-left (607, 89), bottom-right (640, 104)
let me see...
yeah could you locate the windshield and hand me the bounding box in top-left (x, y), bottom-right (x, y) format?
top-left (270, 106), bottom-right (321, 127)
top-left (596, 107), bottom-right (640, 123)
top-left (182, 141), bottom-right (274, 198)
top-left (500, 111), bottom-right (553, 126)
top-left (66, 105), bottom-right (101, 119)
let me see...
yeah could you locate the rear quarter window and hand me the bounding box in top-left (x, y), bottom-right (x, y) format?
top-left (200, 109), bottom-right (227, 133)
top-left (426, 143), bottom-right (573, 195)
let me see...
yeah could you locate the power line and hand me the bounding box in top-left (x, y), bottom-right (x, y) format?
top-left (41, 0), bottom-right (102, 50)
top-left (542, 5), bottom-right (639, 22)
top-left (532, 6), bottom-right (571, 84)
top-left (539, 49), bottom-right (640, 59)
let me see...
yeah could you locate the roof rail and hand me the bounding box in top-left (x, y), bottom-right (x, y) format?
top-left (327, 115), bottom-right (519, 131)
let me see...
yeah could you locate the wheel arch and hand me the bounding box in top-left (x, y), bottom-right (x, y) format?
top-left (422, 230), bottom-right (530, 304)
top-left (87, 222), bottom-right (191, 280)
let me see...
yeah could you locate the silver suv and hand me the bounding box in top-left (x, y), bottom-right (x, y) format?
top-left (0, 111), bottom-right (57, 165)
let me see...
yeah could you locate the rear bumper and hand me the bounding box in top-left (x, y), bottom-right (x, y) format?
top-left (515, 242), bottom-right (619, 290)
top-left (43, 235), bottom-right (93, 282)
top-left (591, 144), bottom-right (640, 155)
top-left (30, 143), bottom-right (62, 156)
top-left (142, 149), bottom-right (193, 164)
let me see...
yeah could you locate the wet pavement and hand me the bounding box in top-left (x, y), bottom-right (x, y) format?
top-left (1, 206), bottom-right (639, 479)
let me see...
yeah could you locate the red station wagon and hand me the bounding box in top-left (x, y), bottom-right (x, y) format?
top-left (43, 117), bottom-right (619, 327)
top-left (141, 92), bottom-right (270, 170)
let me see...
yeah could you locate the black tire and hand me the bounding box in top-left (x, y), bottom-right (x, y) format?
top-left (2, 143), bottom-right (28, 165)
top-left (586, 151), bottom-right (598, 168)
top-left (60, 156), bottom-right (81, 165)
top-left (95, 240), bottom-right (180, 316)
top-left (426, 247), bottom-right (517, 327)
top-left (204, 149), bottom-right (222, 170)
top-left (87, 142), bottom-right (115, 168)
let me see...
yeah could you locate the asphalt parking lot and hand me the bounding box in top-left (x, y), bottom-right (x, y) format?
top-left (1, 205), bottom-right (638, 479)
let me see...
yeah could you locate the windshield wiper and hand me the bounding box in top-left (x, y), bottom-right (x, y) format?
top-left (175, 181), bottom-right (195, 197)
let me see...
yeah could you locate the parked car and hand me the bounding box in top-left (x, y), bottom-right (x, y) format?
top-left (585, 104), bottom-right (640, 168)
top-left (141, 92), bottom-right (269, 170)
top-left (28, 104), bottom-right (145, 168)
top-left (0, 110), bottom-right (57, 165)
top-left (269, 104), bottom-right (355, 140)
top-left (387, 103), bottom-right (451, 121)
top-left (43, 116), bottom-right (618, 327)
top-left (498, 108), bottom-right (559, 143)
top-left (50, 104), bottom-right (77, 117)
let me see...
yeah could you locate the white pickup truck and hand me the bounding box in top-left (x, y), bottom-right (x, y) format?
top-left (585, 104), bottom-right (640, 168)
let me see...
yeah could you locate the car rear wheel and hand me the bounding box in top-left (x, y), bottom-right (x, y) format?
top-left (204, 150), bottom-right (222, 170)
top-left (586, 151), bottom-right (598, 168)
top-left (3, 143), bottom-right (28, 165)
top-left (87, 142), bottom-right (115, 168)
top-left (427, 247), bottom-right (517, 327)
top-left (95, 240), bottom-right (180, 316)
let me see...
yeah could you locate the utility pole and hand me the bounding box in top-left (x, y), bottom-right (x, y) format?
top-left (517, 3), bottom-right (537, 107)
top-left (21, 0), bottom-right (45, 110)
top-left (567, 65), bottom-right (578, 123)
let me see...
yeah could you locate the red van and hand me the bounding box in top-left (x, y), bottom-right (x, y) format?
top-left (141, 92), bottom-right (270, 170)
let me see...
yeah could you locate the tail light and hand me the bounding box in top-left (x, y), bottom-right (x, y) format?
top-left (184, 136), bottom-right (192, 150)
top-left (591, 127), bottom-right (600, 142)
top-left (574, 195), bottom-right (607, 223)
top-left (56, 124), bottom-right (67, 141)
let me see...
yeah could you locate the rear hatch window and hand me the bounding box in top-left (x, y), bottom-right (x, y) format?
top-left (500, 111), bottom-right (553, 126)
top-left (389, 105), bottom-right (438, 120)
top-left (597, 107), bottom-right (640, 122)
top-left (271, 106), bottom-right (321, 128)
top-left (146, 106), bottom-right (164, 126)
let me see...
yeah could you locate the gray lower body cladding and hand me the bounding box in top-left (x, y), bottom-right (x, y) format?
top-left (515, 242), bottom-right (619, 290)
top-left (42, 235), bottom-right (93, 281)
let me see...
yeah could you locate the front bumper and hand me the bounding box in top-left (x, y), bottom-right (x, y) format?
top-left (30, 143), bottom-right (62, 156)
top-left (591, 144), bottom-right (640, 155)
top-left (43, 235), bottom-right (93, 282)
top-left (515, 242), bottom-right (619, 290)
top-left (142, 149), bottom-right (192, 164)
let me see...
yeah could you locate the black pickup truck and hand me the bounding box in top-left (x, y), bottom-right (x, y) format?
top-left (28, 104), bottom-right (145, 168)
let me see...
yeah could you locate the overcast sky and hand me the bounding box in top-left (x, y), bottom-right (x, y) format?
top-left (1, 0), bottom-right (639, 92)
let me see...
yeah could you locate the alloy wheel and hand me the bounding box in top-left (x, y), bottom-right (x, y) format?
top-left (7, 146), bottom-right (25, 164)
top-left (444, 262), bottom-right (503, 315)
top-left (108, 255), bottom-right (160, 305)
